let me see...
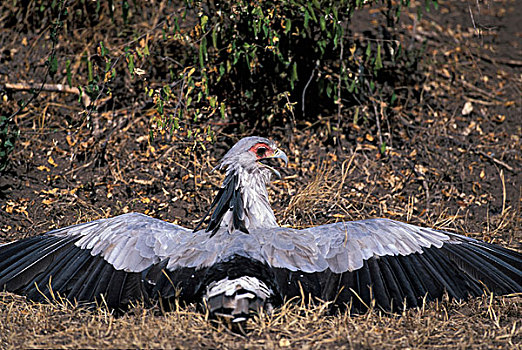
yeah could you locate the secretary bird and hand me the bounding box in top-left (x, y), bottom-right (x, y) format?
top-left (0, 136), bottom-right (520, 322)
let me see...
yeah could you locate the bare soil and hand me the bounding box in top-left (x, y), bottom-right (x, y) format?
top-left (0, 0), bottom-right (521, 349)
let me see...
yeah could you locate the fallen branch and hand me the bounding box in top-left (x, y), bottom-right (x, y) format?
top-left (475, 150), bottom-right (514, 172)
top-left (4, 82), bottom-right (91, 106)
top-left (478, 54), bottom-right (522, 67)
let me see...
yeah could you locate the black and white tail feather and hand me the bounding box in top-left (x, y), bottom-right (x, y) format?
top-left (204, 276), bottom-right (274, 322)
top-left (0, 136), bottom-right (520, 322)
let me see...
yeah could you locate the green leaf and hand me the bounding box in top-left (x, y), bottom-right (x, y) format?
top-left (105, 59), bottom-right (112, 74)
top-left (318, 39), bottom-right (326, 55)
top-left (77, 86), bottom-right (83, 103)
top-left (127, 54), bottom-right (135, 75)
top-left (284, 18), bottom-right (292, 35)
top-left (307, 3), bottom-right (317, 22)
top-left (212, 26), bottom-right (218, 49)
top-left (200, 15), bottom-right (208, 30)
top-left (353, 107), bottom-right (359, 124)
top-left (304, 10), bottom-right (310, 28)
top-left (391, 92), bottom-right (398, 105)
top-left (87, 59), bottom-right (93, 82)
top-left (326, 83), bottom-right (332, 98)
top-left (380, 142), bottom-right (386, 154)
top-left (173, 17), bottom-right (180, 33)
top-left (375, 43), bottom-right (383, 70)
top-left (99, 41), bottom-right (107, 56)
top-left (290, 62), bottom-right (298, 90)
top-left (209, 96), bottom-right (216, 107)
top-left (48, 55), bottom-right (58, 77)
top-left (199, 37), bottom-right (207, 68)
top-left (220, 102), bottom-right (226, 119)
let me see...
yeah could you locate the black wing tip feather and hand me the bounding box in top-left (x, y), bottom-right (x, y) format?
top-left (0, 236), bottom-right (79, 293)
top-left (442, 242), bottom-right (522, 294)
top-left (307, 241), bottom-right (522, 315)
top-left (469, 240), bottom-right (522, 267)
top-left (0, 236), bottom-right (155, 312)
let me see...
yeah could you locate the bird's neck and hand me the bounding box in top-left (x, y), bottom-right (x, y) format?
top-left (200, 166), bottom-right (278, 235)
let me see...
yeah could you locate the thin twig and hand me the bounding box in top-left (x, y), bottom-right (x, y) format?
top-left (475, 150), bottom-right (514, 172)
top-left (301, 66), bottom-right (316, 119)
top-left (478, 54), bottom-right (522, 67)
top-left (5, 82), bottom-right (90, 106)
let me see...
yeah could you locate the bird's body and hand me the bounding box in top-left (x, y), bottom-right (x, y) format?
top-left (0, 137), bottom-right (520, 321)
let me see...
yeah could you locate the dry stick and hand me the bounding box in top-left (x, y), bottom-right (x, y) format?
top-left (467, 2), bottom-right (479, 35)
top-left (459, 80), bottom-right (505, 103)
top-left (475, 150), bottom-right (514, 172)
top-left (493, 168), bottom-right (510, 238)
top-left (479, 54), bottom-right (522, 67)
top-left (301, 66), bottom-right (316, 120)
top-left (441, 134), bottom-right (515, 172)
top-left (4, 82), bottom-right (91, 107)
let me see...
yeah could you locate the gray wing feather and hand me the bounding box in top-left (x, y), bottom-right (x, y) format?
top-left (225, 218), bottom-right (456, 274)
top-left (308, 218), bottom-right (453, 273)
top-left (163, 218), bottom-right (455, 274)
top-left (49, 212), bottom-right (192, 272)
top-left (79, 214), bottom-right (457, 276)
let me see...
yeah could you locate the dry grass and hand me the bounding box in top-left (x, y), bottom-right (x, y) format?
top-left (1, 291), bottom-right (520, 349)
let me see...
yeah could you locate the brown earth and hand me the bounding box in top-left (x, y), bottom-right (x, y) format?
top-left (0, 0), bottom-right (521, 349)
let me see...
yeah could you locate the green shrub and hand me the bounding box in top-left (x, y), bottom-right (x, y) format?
top-left (0, 115), bottom-right (19, 172)
top-left (152, 0), bottom-right (371, 133)
top-left (149, 0), bottom-right (436, 140)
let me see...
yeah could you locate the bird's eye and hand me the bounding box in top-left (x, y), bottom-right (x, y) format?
top-left (256, 147), bottom-right (267, 158)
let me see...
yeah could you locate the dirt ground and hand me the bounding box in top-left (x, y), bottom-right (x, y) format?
top-left (0, 0), bottom-right (521, 349)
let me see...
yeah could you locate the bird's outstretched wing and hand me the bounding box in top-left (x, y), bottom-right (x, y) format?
top-left (0, 213), bottom-right (194, 309)
top-left (1, 213), bottom-right (520, 315)
top-left (254, 218), bottom-right (522, 312)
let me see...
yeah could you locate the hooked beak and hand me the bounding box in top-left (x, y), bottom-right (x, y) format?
top-left (272, 148), bottom-right (288, 166)
top-left (258, 148), bottom-right (288, 178)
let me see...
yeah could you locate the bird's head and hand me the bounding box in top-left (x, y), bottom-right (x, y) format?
top-left (218, 136), bottom-right (288, 178)
top-left (198, 136), bottom-right (288, 234)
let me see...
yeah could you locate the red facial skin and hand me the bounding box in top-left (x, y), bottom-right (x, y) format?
top-left (249, 143), bottom-right (274, 159)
